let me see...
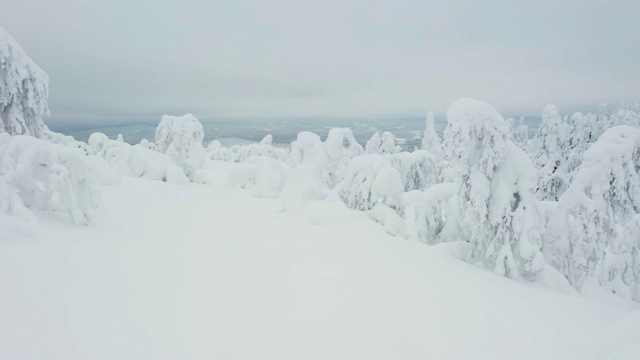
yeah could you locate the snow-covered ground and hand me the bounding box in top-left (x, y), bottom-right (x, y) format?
top-left (1, 177), bottom-right (638, 360)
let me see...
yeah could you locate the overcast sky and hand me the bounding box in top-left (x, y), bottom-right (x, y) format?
top-left (2, 0), bottom-right (639, 122)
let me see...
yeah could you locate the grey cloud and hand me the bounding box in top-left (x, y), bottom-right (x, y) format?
top-left (1, 0), bottom-right (639, 123)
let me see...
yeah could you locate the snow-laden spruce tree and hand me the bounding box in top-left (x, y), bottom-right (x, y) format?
top-left (531, 105), bottom-right (570, 201)
top-left (442, 98), bottom-right (544, 279)
top-left (546, 125), bottom-right (640, 301)
top-left (421, 111), bottom-right (443, 159)
top-left (155, 114), bottom-right (206, 179)
top-left (0, 26), bottom-right (49, 138)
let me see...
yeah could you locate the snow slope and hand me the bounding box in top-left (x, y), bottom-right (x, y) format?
top-left (0, 177), bottom-right (637, 360)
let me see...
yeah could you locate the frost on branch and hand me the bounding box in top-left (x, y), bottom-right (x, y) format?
top-left (0, 26), bottom-right (50, 138)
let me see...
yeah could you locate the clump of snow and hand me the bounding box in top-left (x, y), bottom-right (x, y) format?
top-left (0, 133), bottom-right (102, 225)
top-left (0, 26), bottom-right (50, 138)
top-left (155, 114), bottom-right (206, 179)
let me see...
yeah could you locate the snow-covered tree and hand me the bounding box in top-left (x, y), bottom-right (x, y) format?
top-left (532, 105), bottom-right (570, 201)
top-left (513, 118), bottom-right (529, 151)
top-left (155, 114), bottom-right (206, 179)
top-left (0, 26), bottom-right (49, 138)
top-left (564, 112), bottom-right (600, 175)
top-left (365, 132), bottom-right (382, 154)
top-left (421, 111), bottom-right (442, 158)
top-left (546, 125), bottom-right (640, 301)
top-left (441, 98), bottom-right (544, 280)
top-left (364, 131), bottom-right (400, 155)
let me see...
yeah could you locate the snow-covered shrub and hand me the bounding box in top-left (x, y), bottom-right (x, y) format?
top-left (365, 131), bottom-right (401, 155)
top-left (337, 154), bottom-right (404, 211)
top-left (283, 129), bottom-right (363, 209)
top-left (0, 26), bottom-right (49, 138)
top-left (288, 131), bottom-right (324, 166)
top-left (421, 111), bottom-right (443, 158)
top-left (234, 135), bottom-right (289, 163)
top-left (442, 98), bottom-right (544, 280)
top-left (403, 182), bottom-right (457, 244)
top-left (0, 134), bottom-right (102, 225)
top-left (531, 105), bottom-right (570, 201)
top-left (388, 150), bottom-right (440, 191)
top-left (206, 140), bottom-right (236, 162)
top-left (241, 157), bottom-right (291, 198)
top-left (46, 130), bottom-right (91, 155)
top-left (319, 127), bottom-right (364, 188)
top-left (89, 132), bottom-right (189, 184)
top-left (546, 125), bottom-right (640, 301)
top-left (155, 114), bottom-right (206, 179)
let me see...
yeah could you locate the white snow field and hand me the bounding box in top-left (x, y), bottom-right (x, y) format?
top-left (1, 177), bottom-right (638, 360)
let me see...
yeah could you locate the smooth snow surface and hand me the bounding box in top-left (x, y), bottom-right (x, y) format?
top-left (1, 177), bottom-right (636, 360)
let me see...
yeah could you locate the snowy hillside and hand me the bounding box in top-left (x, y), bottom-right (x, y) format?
top-left (1, 24), bottom-right (640, 360)
top-left (1, 177), bottom-right (638, 360)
